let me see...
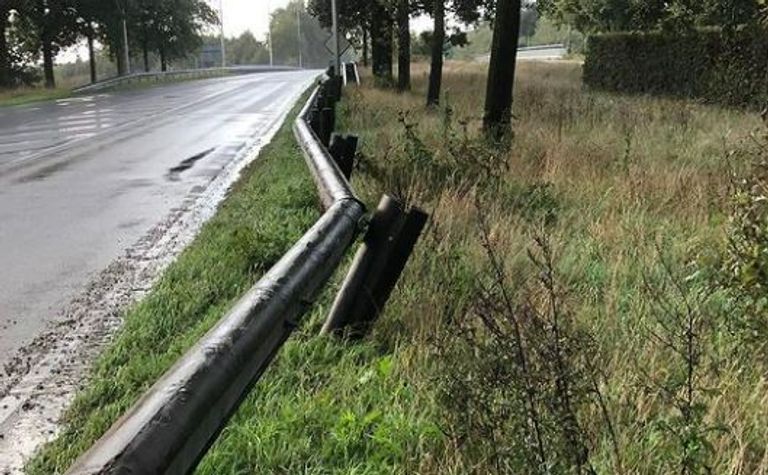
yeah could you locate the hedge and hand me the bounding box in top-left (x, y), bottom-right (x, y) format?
top-left (583, 27), bottom-right (768, 108)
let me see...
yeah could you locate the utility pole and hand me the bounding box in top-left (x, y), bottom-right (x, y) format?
top-left (121, 16), bottom-right (131, 75)
top-left (219, 0), bottom-right (226, 67)
top-left (297, 2), bottom-right (303, 68)
top-left (267, 0), bottom-right (274, 66)
top-left (331, 0), bottom-right (341, 76)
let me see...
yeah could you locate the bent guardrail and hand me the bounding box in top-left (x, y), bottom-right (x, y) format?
top-left (66, 74), bottom-right (365, 475)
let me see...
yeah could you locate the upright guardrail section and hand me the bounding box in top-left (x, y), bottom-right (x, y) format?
top-left (66, 71), bottom-right (364, 475)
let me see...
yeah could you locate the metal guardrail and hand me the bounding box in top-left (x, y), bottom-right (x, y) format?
top-left (72, 65), bottom-right (301, 94)
top-left (65, 74), bottom-right (365, 474)
top-left (517, 43), bottom-right (566, 52)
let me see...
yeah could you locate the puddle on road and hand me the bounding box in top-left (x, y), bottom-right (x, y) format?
top-left (166, 147), bottom-right (215, 181)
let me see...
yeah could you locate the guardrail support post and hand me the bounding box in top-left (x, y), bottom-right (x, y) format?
top-left (309, 107), bottom-right (321, 136)
top-left (321, 195), bottom-right (428, 337)
top-left (319, 107), bottom-right (335, 147)
top-left (329, 133), bottom-right (357, 179)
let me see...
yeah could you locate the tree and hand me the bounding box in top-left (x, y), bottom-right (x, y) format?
top-left (308, 0), bottom-right (395, 78)
top-left (17, 0), bottom-right (79, 88)
top-left (226, 31), bottom-right (269, 65)
top-left (425, 0), bottom-right (483, 105)
top-left (519, 6), bottom-right (538, 43)
top-left (76, 0), bottom-right (107, 82)
top-left (426, 0), bottom-right (444, 105)
top-left (538, 0), bottom-right (764, 34)
top-left (0, 1), bottom-right (21, 88)
top-left (483, 0), bottom-right (521, 139)
top-left (396, 0), bottom-right (410, 90)
top-left (369, 0), bottom-right (394, 79)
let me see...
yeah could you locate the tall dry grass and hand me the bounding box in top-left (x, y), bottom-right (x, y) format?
top-left (341, 60), bottom-right (768, 473)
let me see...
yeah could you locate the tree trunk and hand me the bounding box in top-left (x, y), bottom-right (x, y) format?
top-left (160, 45), bottom-right (167, 72)
top-left (42, 35), bottom-right (55, 89)
top-left (426, 0), bottom-right (444, 106)
top-left (482, 0), bottom-right (521, 139)
top-left (362, 26), bottom-right (368, 67)
top-left (370, 1), bottom-right (392, 80)
top-left (143, 38), bottom-right (150, 72)
top-left (115, 37), bottom-right (126, 76)
top-left (396, 0), bottom-right (410, 91)
top-left (0, 7), bottom-right (10, 88)
top-left (87, 32), bottom-right (97, 83)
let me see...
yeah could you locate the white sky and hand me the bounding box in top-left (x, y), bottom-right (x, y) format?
top-left (222, 0), bottom-right (285, 41)
top-left (220, 0), bottom-right (433, 41)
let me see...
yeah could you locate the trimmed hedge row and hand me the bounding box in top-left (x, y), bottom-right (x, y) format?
top-left (583, 27), bottom-right (768, 108)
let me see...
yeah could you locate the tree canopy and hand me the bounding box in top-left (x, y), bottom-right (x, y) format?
top-left (0, 0), bottom-right (217, 89)
top-left (538, 0), bottom-right (764, 33)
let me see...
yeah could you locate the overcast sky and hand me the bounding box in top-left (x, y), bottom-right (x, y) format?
top-left (221, 0), bottom-right (434, 41)
top-left (222, 0), bottom-right (287, 41)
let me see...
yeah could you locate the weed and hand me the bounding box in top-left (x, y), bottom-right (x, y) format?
top-left (641, 245), bottom-right (722, 474)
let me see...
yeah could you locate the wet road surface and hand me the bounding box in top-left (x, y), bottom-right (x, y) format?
top-left (0, 70), bottom-right (318, 370)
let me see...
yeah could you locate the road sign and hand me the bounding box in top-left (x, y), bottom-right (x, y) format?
top-left (324, 34), bottom-right (350, 56)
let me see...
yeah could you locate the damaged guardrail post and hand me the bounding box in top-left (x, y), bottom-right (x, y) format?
top-left (328, 134), bottom-right (357, 180)
top-left (321, 194), bottom-right (428, 337)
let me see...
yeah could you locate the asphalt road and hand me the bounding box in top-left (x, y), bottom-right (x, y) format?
top-left (0, 70), bottom-right (318, 371)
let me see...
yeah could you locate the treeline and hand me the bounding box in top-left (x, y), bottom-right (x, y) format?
top-left (0, 0), bottom-right (217, 89)
top-left (308, 0), bottom-right (527, 138)
top-left (211, 2), bottom-right (342, 69)
top-left (538, 0), bottom-right (764, 34)
top-left (544, 0), bottom-right (768, 106)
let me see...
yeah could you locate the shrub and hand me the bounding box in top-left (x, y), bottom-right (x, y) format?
top-left (584, 27), bottom-right (768, 108)
top-left (720, 117), bottom-right (768, 351)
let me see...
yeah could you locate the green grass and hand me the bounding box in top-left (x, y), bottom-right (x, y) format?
top-left (0, 70), bottom-right (234, 108)
top-left (0, 87), bottom-right (73, 107)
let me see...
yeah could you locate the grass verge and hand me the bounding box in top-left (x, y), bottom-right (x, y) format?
top-left (0, 87), bottom-right (72, 107)
top-left (0, 71), bottom-right (233, 108)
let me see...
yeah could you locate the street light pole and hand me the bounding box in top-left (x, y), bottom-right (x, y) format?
top-left (297, 2), bottom-right (303, 68)
top-left (267, 0), bottom-right (274, 66)
top-left (331, 0), bottom-right (340, 76)
top-left (219, 0), bottom-right (226, 67)
top-left (121, 16), bottom-right (131, 74)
